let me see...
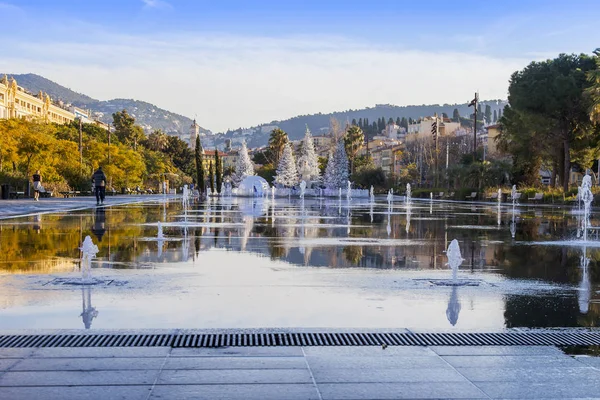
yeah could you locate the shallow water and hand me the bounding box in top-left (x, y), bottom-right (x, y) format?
top-left (0, 197), bottom-right (598, 330)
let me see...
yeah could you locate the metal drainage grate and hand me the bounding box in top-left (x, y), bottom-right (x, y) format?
top-left (2, 332), bottom-right (600, 348)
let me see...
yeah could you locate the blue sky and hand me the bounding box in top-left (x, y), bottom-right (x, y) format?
top-left (2, 0), bottom-right (599, 131)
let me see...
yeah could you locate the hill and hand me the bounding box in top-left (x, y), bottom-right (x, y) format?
top-left (2, 73), bottom-right (210, 135)
top-left (225, 101), bottom-right (507, 149)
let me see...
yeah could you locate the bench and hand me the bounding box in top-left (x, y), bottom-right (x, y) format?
top-left (465, 192), bottom-right (477, 201)
top-left (40, 191), bottom-right (54, 198)
top-left (59, 191), bottom-right (80, 198)
top-left (508, 192), bottom-right (521, 202)
top-left (434, 191), bottom-right (444, 199)
top-left (9, 190), bottom-right (25, 199)
top-left (527, 192), bottom-right (543, 203)
top-left (486, 192), bottom-right (499, 201)
top-left (444, 192), bottom-right (455, 199)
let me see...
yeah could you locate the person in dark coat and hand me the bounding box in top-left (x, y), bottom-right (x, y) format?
top-left (91, 166), bottom-right (107, 205)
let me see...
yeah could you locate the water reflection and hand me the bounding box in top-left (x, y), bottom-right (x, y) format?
top-left (80, 287), bottom-right (98, 329)
top-left (0, 198), bottom-right (599, 328)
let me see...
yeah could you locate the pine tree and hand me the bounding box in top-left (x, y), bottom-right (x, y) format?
top-left (274, 142), bottom-right (298, 187)
top-left (296, 125), bottom-right (320, 182)
top-left (358, 118), bottom-right (363, 128)
top-left (400, 117), bottom-right (408, 130)
top-left (452, 108), bottom-right (460, 122)
top-left (323, 150), bottom-right (336, 190)
top-left (232, 141), bottom-right (254, 187)
top-left (351, 118), bottom-right (357, 126)
top-left (332, 140), bottom-right (349, 189)
top-left (484, 104), bottom-right (492, 124)
top-left (395, 117), bottom-right (401, 126)
top-left (493, 109), bottom-right (497, 123)
top-left (208, 161), bottom-right (215, 192)
top-left (498, 108), bottom-right (503, 119)
top-left (215, 149), bottom-right (222, 193)
top-left (195, 136), bottom-right (205, 193)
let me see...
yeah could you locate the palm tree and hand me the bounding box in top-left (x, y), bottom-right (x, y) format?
top-left (344, 125), bottom-right (364, 173)
top-left (268, 128), bottom-right (288, 165)
top-left (147, 129), bottom-right (169, 152)
top-left (586, 48), bottom-right (600, 123)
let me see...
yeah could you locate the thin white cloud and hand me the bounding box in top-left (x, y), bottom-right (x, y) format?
top-left (141, 0), bottom-right (172, 10)
top-left (6, 32), bottom-right (528, 132)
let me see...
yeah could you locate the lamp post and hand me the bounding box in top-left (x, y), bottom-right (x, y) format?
top-left (468, 92), bottom-right (479, 161)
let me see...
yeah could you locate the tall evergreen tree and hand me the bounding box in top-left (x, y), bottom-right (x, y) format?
top-left (274, 142), bottom-right (298, 187)
top-left (400, 117), bottom-right (408, 130)
top-left (296, 125), bottom-right (320, 182)
top-left (372, 121), bottom-right (378, 134)
top-left (387, 117), bottom-right (394, 125)
top-left (215, 149), bottom-right (222, 193)
top-left (452, 108), bottom-right (460, 122)
top-left (351, 118), bottom-right (357, 126)
top-left (395, 117), bottom-right (401, 126)
top-left (332, 140), bottom-right (349, 189)
top-left (208, 161), bottom-right (215, 192)
top-left (323, 150), bottom-right (336, 190)
top-left (195, 136), bottom-right (205, 193)
top-left (358, 118), bottom-right (363, 128)
top-left (232, 141), bottom-right (254, 186)
top-left (344, 125), bottom-right (364, 173)
top-left (484, 104), bottom-right (492, 123)
top-left (493, 109), bottom-right (498, 123)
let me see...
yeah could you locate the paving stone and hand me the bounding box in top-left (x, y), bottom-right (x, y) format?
top-left (574, 355), bottom-right (600, 368)
top-left (306, 356), bottom-right (448, 370)
top-left (431, 345), bottom-right (563, 356)
top-left (32, 347), bottom-right (171, 358)
top-left (158, 368), bottom-right (312, 384)
top-left (170, 347), bottom-right (303, 357)
top-left (456, 366), bottom-right (600, 382)
top-left (475, 381), bottom-right (600, 398)
top-left (164, 356), bottom-right (307, 370)
top-left (11, 357), bottom-right (167, 371)
top-left (0, 385), bottom-right (153, 400)
top-left (312, 367), bottom-right (469, 383)
top-left (0, 370), bottom-right (160, 386)
top-left (318, 382), bottom-right (486, 399)
top-left (0, 358), bottom-right (20, 371)
top-left (302, 346), bottom-right (436, 357)
top-left (149, 383), bottom-right (320, 400)
top-left (0, 348), bottom-right (35, 358)
top-left (442, 355), bottom-right (583, 368)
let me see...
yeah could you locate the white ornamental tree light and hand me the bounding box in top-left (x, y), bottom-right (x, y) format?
top-left (296, 125), bottom-right (320, 182)
top-left (232, 141), bottom-right (254, 187)
top-left (274, 142), bottom-right (299, 187)
top-left (332, 140), bottom-right (349, 189)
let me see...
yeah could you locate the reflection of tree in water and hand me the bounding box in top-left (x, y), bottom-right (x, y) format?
top-left (343, 246), bottom-right (363, 265)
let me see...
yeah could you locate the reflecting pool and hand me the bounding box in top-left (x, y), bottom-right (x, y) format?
top-left (0, 197), bottom-right (598, 330)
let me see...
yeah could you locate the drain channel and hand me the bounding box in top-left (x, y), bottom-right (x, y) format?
top-left (1, 332), bottom-right (600, 348)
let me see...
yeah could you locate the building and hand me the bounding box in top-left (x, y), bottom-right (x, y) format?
top-left (189, 119), bottom-right (200, 149)
top-left (0, 76), bottom-right (75, 124)
top-left (485, 124), bottom-right (502, 156)
top-left (382, 123), bottom-right (406, 141)
top-left (312, 135), bottom-right (333, 156)
top-left (406, 116), bottom-right (461, 142)
top-left (370, 144), bottom-right (404, 177)
top-left (223, 150), bottom-right (239, 171)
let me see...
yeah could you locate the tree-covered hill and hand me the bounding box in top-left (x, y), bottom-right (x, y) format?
top-left (2, 73), bottom-right (210, 135)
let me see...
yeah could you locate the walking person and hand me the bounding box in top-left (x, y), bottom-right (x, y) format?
top-left (32, 170), bottom-right (43, 201)
top-left (91, 166), bottom-right (107, 206)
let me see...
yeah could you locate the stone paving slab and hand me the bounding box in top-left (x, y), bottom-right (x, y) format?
top-left (163, 356), bottom-right (308, 370)
top-left (148, 384), bottom-right (321, 400)
top-left (0, 385), bottom-right (153, 400)
top-left (0, 345), bottom-right (599, 399)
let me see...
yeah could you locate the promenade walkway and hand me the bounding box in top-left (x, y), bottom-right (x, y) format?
top-left (0, 195), bottom-right (175, 219)
top-left (0, 343), bottom-right (599, 399)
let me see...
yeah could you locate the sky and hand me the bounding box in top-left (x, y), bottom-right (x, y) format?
top-left (2, 0), bottom-right (599, 132)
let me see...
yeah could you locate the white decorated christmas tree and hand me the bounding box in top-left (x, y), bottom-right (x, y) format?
top-left (323, 149), bottom-right (336, 190)
top-left (324, 140), bottom-right (349, 190)
top-left (296, 125), bottom-right (320, 182)
top-left (232, 141), bottom-right (254, 187)
top-left (274, 142), bottom-right (299, 187)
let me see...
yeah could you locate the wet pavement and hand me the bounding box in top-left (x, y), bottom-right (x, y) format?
top-left (0, 344), bottom-right (599, 399)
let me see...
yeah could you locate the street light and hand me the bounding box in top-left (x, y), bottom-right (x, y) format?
top-left (468, 92), bottom-right (479, 160)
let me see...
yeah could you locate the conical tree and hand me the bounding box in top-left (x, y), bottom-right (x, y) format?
top-left (323, 150), bottom-right (337, 190)
top-left (208, 161), bottom-right (215, 192)
top-left (333, 139), bottom-right (349, 189)
top-left (232, 141), bottom-right (254, 187)
top-left (274, 142), bottom-right (298, 187)
top-left (296, 125), bottom-right (320, 182)
top-left (215, 149), bottom-right (223, 193)
top-left (195, 135), bottom-right (205, 193)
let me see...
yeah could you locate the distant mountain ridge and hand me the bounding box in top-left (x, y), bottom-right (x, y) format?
top-left (2, 73), bottom-right (210, 135)
top-left (232, 101), bottom-right (507, 148)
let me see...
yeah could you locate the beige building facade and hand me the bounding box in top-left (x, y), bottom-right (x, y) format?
top-left (406, 116), bottom-right (461, 143)
top-left (0, 76), bottom-right (75, 124)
